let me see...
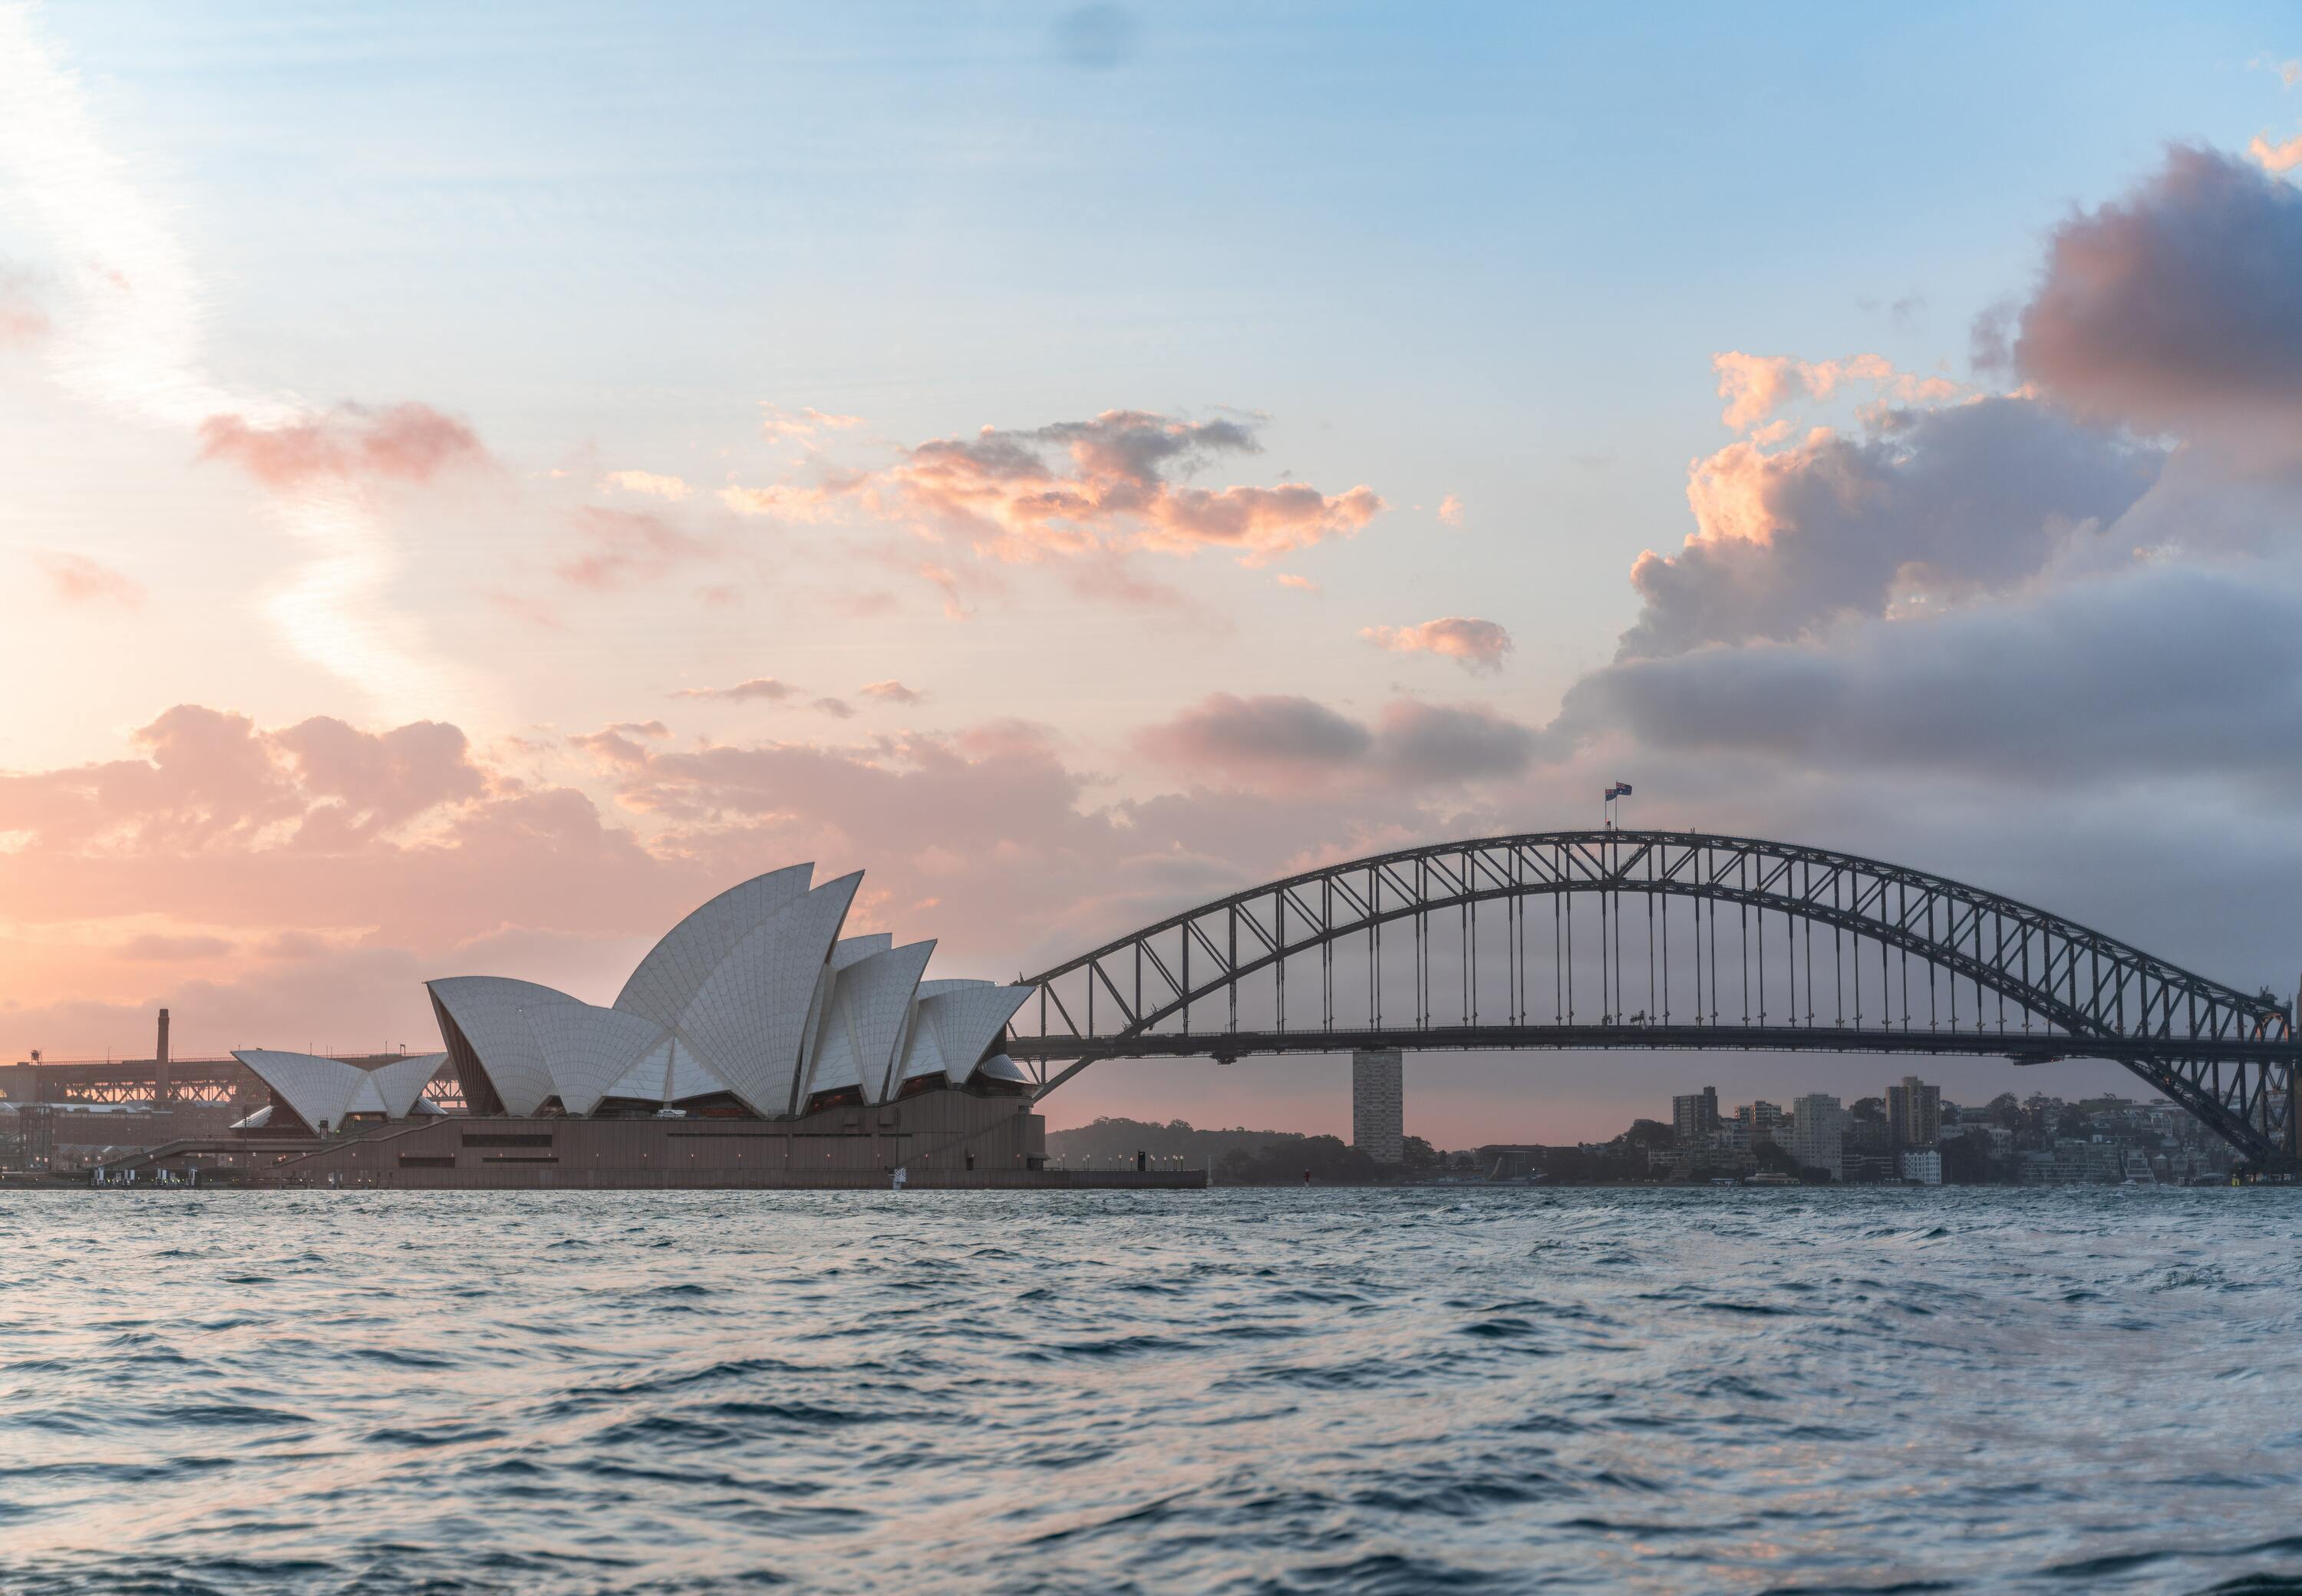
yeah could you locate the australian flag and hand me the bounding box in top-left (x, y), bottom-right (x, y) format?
top-left (1606, 782), bottom-right (1634, 800)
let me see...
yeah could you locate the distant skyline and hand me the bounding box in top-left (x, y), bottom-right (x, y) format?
top-left (8, 3), bottom-right (2302, 1145)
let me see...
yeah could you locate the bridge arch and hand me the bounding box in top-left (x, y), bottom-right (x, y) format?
top-left (1007, 830), bottom-right (2297, 1166)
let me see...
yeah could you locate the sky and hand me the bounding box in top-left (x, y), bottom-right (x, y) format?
top-left (7, 1), bottom-right (2302, 1147)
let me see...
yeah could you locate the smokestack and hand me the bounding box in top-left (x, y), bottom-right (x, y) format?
top-left (157, 1007), bottom-right (170, 1067)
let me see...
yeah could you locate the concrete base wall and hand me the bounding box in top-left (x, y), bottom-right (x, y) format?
top-left (254, 1088), bottom-right (1068, 1189)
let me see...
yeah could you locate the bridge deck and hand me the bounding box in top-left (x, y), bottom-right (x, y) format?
top-left (1006, 1024), bottom-right (2302, 1067)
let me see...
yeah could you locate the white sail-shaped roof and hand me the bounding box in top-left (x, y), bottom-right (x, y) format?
top-left (674, 872), bottom-right (862, 1116)
top-left (914, 978), bottom-right (994, 999)
top-left (895, 1008), bottom-right (947, 1086)
top-left (417, 861), bottom-right (1045, 1122)
top-left (803, 939), bottom-right (936, 1104)
top-left (367, 1052), bottom-right (450, 1117)
top-left (613, 863), bottom-right (814, 1030)
top-left (795, 936), bottom-right (897, 1098)
top-left (976, 1053), bottom-right (1030, 1084)
top-left (913, 984), bottom-right (1034, 1085)
top-left (234, 1049), bottom-right (368, 1132)
top-left (602, 1033), bottom-right (731, 1106)
top-left (427, 977), bottom-right (581, 1116)
top-left (831, 933), bottom-right (893, 971)
top-left (519, 1002), bottom-right (668, 1118)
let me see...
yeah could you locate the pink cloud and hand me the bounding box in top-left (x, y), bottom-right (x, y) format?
top-left (760, 404), bottom-right (866, 443)
top-left (602, 469), bottom-right (693, 501)
top-left (2251, 131), bottom-right (2302, 173)
top-left (1436, 493), bottom-right (1466, 526)
top-left (1274, 572), bottom-right (1321, 594)
top-left (872, 410), bottom-right (1383, 566)
top-left (669, 678), bottom-right (800, 702)
top-left (717, 481), bottom-right (845, 521)
top-left (1360, 615), bottom-right (1513, 673)
top-left (38, 551), bottom-right (143, 607)
top-left (196, 401), bottom-right (486, 488)
top-left (919, 562), bottom-right (968, 621)
top-left (859, 680), bottom-right (922, 704)
top-left (558, 506), bottom-right (715, 589)
top-left (1712, 351), bottom-right (1960, 434)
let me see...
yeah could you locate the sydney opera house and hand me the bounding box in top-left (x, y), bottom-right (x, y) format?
top-left (217, 863), bottom-right (1100, 1189)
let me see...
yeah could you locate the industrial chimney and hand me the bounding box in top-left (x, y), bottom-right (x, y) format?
top-left (156, 1007), bottom-right (170, 1067)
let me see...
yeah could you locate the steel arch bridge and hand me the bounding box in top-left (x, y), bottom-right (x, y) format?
top-left (1005, 829), bottom-right (2300, 1166)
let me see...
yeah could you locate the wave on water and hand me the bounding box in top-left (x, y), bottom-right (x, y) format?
top-left (0, 1186), bottom-right (2297, 1594)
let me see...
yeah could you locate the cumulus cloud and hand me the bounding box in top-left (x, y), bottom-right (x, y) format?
top-left (1620, 397), bottom-right (2157, 658)
top-left (871, 409), bottom-right (1383, 565)
top-left (1713, 351), bottom-right (1961, 433)
top-left (1360, 615), bottom-right (1513, 673)
top-left (567, 722), bottom-right (672, 770)
top-left (602, 469), bottom-right (692, 501)
top-left (813, 696), bottom-right (856, 719)
top-left (558, 506), bottom-right (714, 589)
top-left (1437, 493), bottom-right (1466, 526)
top-left (1275, 572), bottom-right (1321, 595)
top-left (859, 680), bottom-right (923, 704)
top-left (37, 550), bottom-right (143, 606)
top-left (0, 705), bottom-right (486, 859)
top-left (669, 678), bottom-right (799, 702)
top-left (196, 401), bottom-right (486, 488)
top-left (2013, 147), bottom-right (2302, 453)
top-left (2250, 131), bottom-right (2302, 174)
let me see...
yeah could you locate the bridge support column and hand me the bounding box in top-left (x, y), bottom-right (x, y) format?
top-left (1351, 1048), bottom-right (1403, 1165)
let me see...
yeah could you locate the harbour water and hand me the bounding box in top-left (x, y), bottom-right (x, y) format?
top-left (2, 1186), bottom-right (2298, 1594)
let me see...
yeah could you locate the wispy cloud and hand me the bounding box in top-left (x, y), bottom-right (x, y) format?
top-left (602, 468), bottom-right (694, 501)
top-left (37, 550), bottom-right (143, 606)
top-left (198, 404), bottom-right (485, 488)
top-left (759, 404), bottom-right (865, 443)
top-left (670, 678), bottom-right (800, 702)
top-left (0, 9), bottom-right (468, 716)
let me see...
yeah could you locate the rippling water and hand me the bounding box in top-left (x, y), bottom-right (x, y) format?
top-left (3, 1188), bottom-right (2300, 1594)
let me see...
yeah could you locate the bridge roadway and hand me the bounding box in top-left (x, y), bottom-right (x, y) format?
top-left (1003, 1024), bottom-right (2299, 1070)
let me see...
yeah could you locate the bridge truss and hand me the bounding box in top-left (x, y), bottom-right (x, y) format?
top-left (1007, 830), bottom-right (2299, 1166)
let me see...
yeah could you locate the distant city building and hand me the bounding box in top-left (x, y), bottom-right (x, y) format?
top-left (1887, 1075), bottom-right (1941, 1149)
top-left (1351, 1047), bottom-right (1404, 1164)
top-left (1841, 1118), bottom-right (1898, 1183)
top-left (1790, 1093), bottom-right (1847, 1181)
top-left (1672, 1087), bottom-right (1720, 1145)
top-left (1735, 1100), bottom-right (1784, 1146)
top-left (2020, 1139), bottom-right (2124, 1184)
top-left (1898, 1149), bottom-right (1942, 1185)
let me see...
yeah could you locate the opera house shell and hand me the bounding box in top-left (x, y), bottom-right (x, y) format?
top-left (223, 864), bottom-right (1069, 1188)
